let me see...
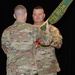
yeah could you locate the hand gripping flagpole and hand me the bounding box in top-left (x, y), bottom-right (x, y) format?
top-left (40, 0), bottom-right (73, 31)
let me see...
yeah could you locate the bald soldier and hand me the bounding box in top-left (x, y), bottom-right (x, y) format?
top-left (1, 5), bottom-right (52, 75)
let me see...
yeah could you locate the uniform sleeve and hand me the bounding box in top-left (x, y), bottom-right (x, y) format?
top-left (50, 26), bottom-right (63, 49)
top-left (36, 28), bottom-right (51, 46)
top-left (1, 30), bottom-right (10, 54)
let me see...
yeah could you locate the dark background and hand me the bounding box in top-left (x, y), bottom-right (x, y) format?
top-left (0, 0), bottom-right (74, 75)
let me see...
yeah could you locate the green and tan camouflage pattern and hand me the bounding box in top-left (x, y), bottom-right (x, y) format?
top-left (1, 21), bottom-right (51, 75)
top-left (35, 25), bottom-right (63, 75)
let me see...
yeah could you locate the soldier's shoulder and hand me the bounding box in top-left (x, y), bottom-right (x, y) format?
top-left (25, 23), bottom-right (38, 29)
top-left (2, 24), bottom-right (14, 34)
top-left (50, 25), bottom-right (59, 31)
top-left (6, 24), bottom-right (14, 30)
top-left (25, 23), bottom-right (33, 26)
top-left (25, 23), bottom-right (32, 25)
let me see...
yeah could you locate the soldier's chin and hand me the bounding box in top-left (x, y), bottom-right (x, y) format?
top-left (36, 19), bottom-right (41, 21)
top-left (36, 20), bottom-right (41, 22)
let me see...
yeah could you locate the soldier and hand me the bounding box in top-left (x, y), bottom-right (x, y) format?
top-left (1, 5), bottom-right (52, 75)
top-left (32, 6), bottom-right (63, 75)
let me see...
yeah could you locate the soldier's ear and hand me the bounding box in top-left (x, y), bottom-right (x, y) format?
top-left (24, 12), bottom-right (27, 20)
top-left (25, 12), bottom-right (27, 18)
top-left (13, 14), bottom-right (16, 19)
top-left (44, 13), bottom-right (46, 19)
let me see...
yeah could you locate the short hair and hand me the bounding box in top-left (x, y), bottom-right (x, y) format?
top-left (33, 6), bottom-right (45, 13)
top-left (14, 5), bottom-right (27, 16)
top-left (33, 6), bottom-right (44, 10)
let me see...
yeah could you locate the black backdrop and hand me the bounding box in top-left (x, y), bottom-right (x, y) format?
top-left (0, 0), bottom-right (74, 75)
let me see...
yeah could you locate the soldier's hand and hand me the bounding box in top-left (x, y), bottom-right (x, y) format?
top-left (45, 22), bottom-right (51, 33)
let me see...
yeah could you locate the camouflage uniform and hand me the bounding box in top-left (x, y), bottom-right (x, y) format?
top-left (35, 25), bottom-right (63, 75)
top-left (1, 21), bottom-right (51, 75)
